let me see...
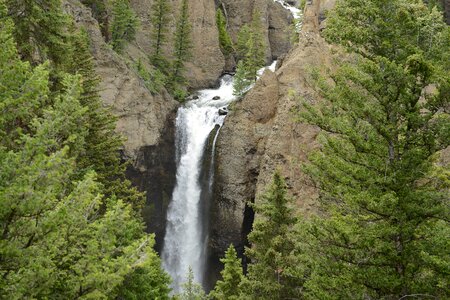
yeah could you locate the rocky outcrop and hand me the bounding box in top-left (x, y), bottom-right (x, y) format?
top-left (64, 0), bottom-right (178, 248)
top-left (130, 0), bottom-right (225, 89)
top-left (211, 0), bottom-right (333, 258)
top-left (219, 0), bottom-right (294, 62)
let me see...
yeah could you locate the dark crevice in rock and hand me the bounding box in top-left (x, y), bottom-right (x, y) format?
top-left (125, 110), bottom-right (178, 253)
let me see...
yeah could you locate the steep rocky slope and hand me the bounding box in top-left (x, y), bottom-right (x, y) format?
top-left (64, 0), bottom-right (178, 246)
top-left (219, 0), bottom-right (293, 63)
top-left (211, 0), bottom-right (334, 259)
top-left (129, 0), bottom-right (294, 88)
top-left (130, 0), bottom-right (225, 89)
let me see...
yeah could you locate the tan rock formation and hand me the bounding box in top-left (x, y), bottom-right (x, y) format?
top-left (130, 0), bottom-right (225, 89)
top-left (211, 0), bottom-right (334, 255)
top-left (219, 0), bottom-right (294, 62)
top-left (64, 0), bottom-right (178, 163)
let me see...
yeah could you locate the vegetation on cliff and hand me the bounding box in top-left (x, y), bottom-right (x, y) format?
top-left (233, 10), bottom-right (267, 96)
top-left (211, 0), bottom-right (449, 299)
top-left (0, 0), bottom-right (170, 298)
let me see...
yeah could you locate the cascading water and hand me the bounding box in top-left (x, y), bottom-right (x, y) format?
top-left (161, 75), bottom-right (236, 292)
top-left (161, 1), bottom-right (299, 293)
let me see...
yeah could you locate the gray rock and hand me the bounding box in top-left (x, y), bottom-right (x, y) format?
top-left (218, 108), bottom-right (228, 115)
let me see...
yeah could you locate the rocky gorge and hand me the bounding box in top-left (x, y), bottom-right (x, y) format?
top-left (64, 0), bottom-right (449, 291)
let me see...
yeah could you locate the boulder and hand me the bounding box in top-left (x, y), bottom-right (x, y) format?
top-left (218, 108), bottom-right (228, 115)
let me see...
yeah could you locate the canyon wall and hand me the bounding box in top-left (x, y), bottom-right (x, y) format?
top-left (211, 0), bottom-right (335, 260)
top-left (64, 0), bottom-right (178, 247)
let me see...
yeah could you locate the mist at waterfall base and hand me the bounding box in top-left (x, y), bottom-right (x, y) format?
top-left (161, 62), bottom-right (276, 293)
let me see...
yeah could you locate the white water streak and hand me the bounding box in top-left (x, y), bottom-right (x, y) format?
top-left (162, 58), bottom-right (281, 295)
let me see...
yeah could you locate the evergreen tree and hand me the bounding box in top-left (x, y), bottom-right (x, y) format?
top-left (244, 10), bottom-right (266, 81)
top-left (236, 25), bottom-right (251, 61)
top-left (111, 0), bottom-right (139, 53)
top-left (171, 0), bottom-right (192, 85)
top-left (4, 0), bottom-right (70, 65)
top-left (179, 267), bottom-right (207, 300)
top-left (233, 10), bottom-right (266, 94)
top-left (298, 1), bottom-right (450, 298)
top-left (149, 0), bottom-right (171, 72)
top-left (116, 237), bottom-right (172, 300)
top-left (232, 60), bottom-right (252, 97)
top-left (216, 9), bottom-right (234, 56)
top-left (136, 58), bottom-right (166, 95)
top-left (0, 8), bottom-right (168, 299)
top-left (209, 245), bottom-right (244, 300)
top-left (66, 29), bottom-right (144, 208)
top-left (242, 171), bottom-right (300, 299)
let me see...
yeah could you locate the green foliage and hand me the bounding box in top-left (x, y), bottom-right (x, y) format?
top-left (4, 0), bottom-right (70, 65)
top-left (245, 10), bottom-right (266, 80)
top-left (0, 7), bottom-right (167, 299)
top-left (136, 58), bottom-right (167, 95)
top-left (216, 9), bottom-right (234, 56)
top-left (236, 25), bottom-right (252, 61)
top-left (0, 12), bottom-right (49, 148)
top-left (66, 29), bottom-right (144, 208)
top-left (149, 0), bottom-right (171, 73)
top-left (232, 60), bottom-right (252, 97)
top-left (209, 245), bottom-right (243, 300)
top-left (111, 0), bottom-right (139, 53)
top-left (297, 1), bottom-right (450, 299)
top-left (233, 9), bottom-right (266, 94)
top-left (171, 0), bottom-right (192, 85)
top-left (242, 171), bottom-right (301, 299)
top-left (115, 237), bottom-right (172, 300)
top-left (179, 267), bottom-right (207, 300)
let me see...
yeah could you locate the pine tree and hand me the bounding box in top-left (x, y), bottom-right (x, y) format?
top-left (244, 10), bottom-right (266, 81)
top-left (66, 29), bottom-right (144, 208)
top-left (0, 9), bottom-right (168, 298)
top-left (209, 245), bottom-right (244, 300)
top-left (298, 1), bottom-right (450, 298)
top-left (111, 0), bottom-right (139, 53)
top-left (171, 0), bottom-right (192, 84)
top-left (233, 9), bottom-right (266, 94)
top-left (236, 25), bottom-right (251, 61)
top-left (4, 0), bottom-right (70, 65)
top-left (179, 267), bottom-right (207, 300)
top-left (115, 236), bottom-right (172, 300)
top-left (242, 172), bottom-right (301, 299)
top-left (216, 9), bottom-right (234, 56)
top-left (232, 60), bottom-right (252, 97)
top-left (149, 0), bottom-right (171, 73)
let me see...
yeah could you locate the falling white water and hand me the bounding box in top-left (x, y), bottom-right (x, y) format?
top-left (162, 62), bottom-right (277, 293)
top-left (273, 0), bottom-right (302, 19)
top-left (161, 75), bottom-right (235, 293)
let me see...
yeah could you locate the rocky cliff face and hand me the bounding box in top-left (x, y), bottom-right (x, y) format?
top-left (211, 0), bottom-right (334, 259)
top-left (64, 0), bottom-right (179, 248)
top-left (219, 0), bottom-right (293, 63)
top-left (130, 0), bottom-right (225, 89)
top-left (65, 0), bottom-right (299, 251)
top-left (129, 0), bottom-right (294, 88)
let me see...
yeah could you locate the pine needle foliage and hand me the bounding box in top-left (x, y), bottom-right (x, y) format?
top-left (297, 1), bottom-right (450, 298)
top-left (111, 0), bottom-right (139, 53)
top-left (242, 171), bottom-right (301, 299)
top-left (209, 244), bottom-right (244, 300)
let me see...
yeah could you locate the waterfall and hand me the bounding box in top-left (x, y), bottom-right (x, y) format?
top-left (160, 2), bottom-right (300, 287)
top-left (161, 75), bottom-right (236, 292)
